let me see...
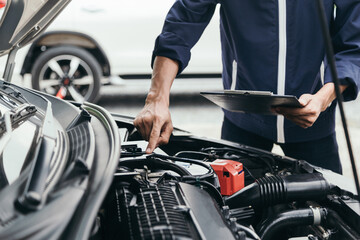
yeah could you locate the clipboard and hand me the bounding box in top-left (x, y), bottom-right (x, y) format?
top-left (200, 90), bottom-right (303, 115)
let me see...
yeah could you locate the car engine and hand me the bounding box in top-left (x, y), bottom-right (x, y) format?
top-left (0, 0), bottom-right (359, 239)
top-left (93, 121), bottom-right (360, 240)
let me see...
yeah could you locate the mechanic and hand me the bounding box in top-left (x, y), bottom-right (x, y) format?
top-left (134, 0), bottom-right (360, 174)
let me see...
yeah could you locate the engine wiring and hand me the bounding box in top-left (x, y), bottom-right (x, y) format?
top-left (119, 145), bottom-right (273, 187)
top-left (116, 144), bottom-right (360, 240)
top-left (200, 147), bottom-right (276, 174)
top-left (148, 153), bottom-right (216, 181)
top-left (117, 152), bottom-right (225, 207)
top-left (174, 150), bottom-right (218, 161)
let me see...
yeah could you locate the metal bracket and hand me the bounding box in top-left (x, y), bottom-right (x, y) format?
top-left (2, 48), bottom-right (18, 82)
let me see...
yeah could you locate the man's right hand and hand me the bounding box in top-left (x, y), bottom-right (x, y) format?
top-left (133, 56), bottom-right (179, 154)
top-left (134, 92), bottom-right (173, 154)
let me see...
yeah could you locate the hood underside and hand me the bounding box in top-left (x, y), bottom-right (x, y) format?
top-left (0, 0), bottom-right (71, 57)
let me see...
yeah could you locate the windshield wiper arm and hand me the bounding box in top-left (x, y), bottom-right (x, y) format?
top-left (0, 104), bottom-right (37, 136)
top-left (16, 100), bottom-right (57, 212)
top-left (0, 104), bottom-right (36, 154)
top-left (0, 81), bottom-right (30, 104)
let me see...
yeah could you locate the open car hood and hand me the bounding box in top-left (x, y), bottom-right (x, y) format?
top-left (0, 0), bottom-right (359, 239)
top-left (0, 0), bottom-right (71, 57)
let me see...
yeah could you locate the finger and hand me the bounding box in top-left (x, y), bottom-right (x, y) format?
top-left (298, 94), bottom-right (312, 107)
top-left (275, 107), bottom-right (312, 117)
top-left (157, 122), bottom-right (173, 146)
top-left (141, 116), bottom-right (154, 141)
top-left (133, 118), bottom-right (146, 139)
top-left (286, 118), bottom-right (309, 128)
top-left (135, 117), bottom-right (150, 141)
top-left (285, 116), bottom-right (314, 128)
top-left (275, 94), bottom-right (315, 116)
top-left (277, 102), bottom-right (321, 117)
top-left (146, 123), bottom-right (161, 153)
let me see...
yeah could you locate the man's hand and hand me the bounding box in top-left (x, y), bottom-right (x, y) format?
top-left (134, 93), bottom-right (173, 153)
top-left (273, 94), bottom-right (324, 128)
top-left (133, 56), bottom-right (179, 153)
top-left (273, 83), bottom-right (348, 128)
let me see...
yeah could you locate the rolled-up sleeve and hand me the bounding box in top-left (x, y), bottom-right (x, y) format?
top-left (324, 0), bottom-right (360, 101)
top-left (152, 0), bottom-right (218, 74)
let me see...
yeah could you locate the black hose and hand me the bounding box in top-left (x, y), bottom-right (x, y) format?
top-left (156, 172), bottom-right (180, 184)
top-left (184, 180), bottom-right (224, 206)
top-left (225, 173), bottom-right (331, 208)
top-left (258, 208), bottom-right (327, 240)
top-left (118, 157), bottom-right (191, 176)
top-left (174, 151), bottom-right (215, 160)
top-left (259, 207), bottom-right (360, 240)
top-left (242, 165), bottom-right (257, 181)
top-left (202, 147), bottom-right (275, 173)
top-left (150, 153), bottom-right (215, 180)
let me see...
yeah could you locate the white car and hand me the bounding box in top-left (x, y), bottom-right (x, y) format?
top-left (0, 0), bottom-right (221, 102)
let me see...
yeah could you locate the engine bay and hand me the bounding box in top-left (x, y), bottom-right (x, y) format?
top-left (93, 121), bottom-right (360, 240)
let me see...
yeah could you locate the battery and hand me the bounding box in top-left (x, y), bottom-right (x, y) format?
top-left (210, 159), bottom-right (245, 196)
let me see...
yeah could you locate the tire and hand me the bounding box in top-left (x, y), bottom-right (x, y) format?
top-left (31, 45), bottom-right (102, 103)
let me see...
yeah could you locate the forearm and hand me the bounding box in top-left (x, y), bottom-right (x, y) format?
top-left (147, 56), bottom-right (179, 105)
top-left (315, 83), bottom-right (348, 111)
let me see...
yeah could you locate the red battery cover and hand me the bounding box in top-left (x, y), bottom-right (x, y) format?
top-left (210, 159), bottom-right (245, 196)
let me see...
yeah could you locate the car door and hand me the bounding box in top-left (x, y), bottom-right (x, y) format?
top-left (54, 0), bottom-right (170, 75)
top-left (48, 0), bottom-right (222, 76)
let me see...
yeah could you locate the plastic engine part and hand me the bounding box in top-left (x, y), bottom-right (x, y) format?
top-left (210, 159), bottom-right (244, 196)
top-left (225, 173), bottom-right (331, 208)
top-left (105, 181), bottom-right (239, 240)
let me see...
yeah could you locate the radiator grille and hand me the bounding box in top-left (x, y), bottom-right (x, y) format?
top-left (120, 184), bottom-right (192, 240)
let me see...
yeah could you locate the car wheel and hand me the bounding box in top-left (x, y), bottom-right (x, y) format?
top-left (31, 45), bottom-right (101, 103)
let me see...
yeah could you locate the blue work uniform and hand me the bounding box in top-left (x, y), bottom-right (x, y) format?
top-left (152, 0), bottom-right (360, 172)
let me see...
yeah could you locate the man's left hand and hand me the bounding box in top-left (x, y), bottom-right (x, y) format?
top-left (273, 83), bottom-right (348, 129)
top-left (273, 94), bottom-right (325, 129)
